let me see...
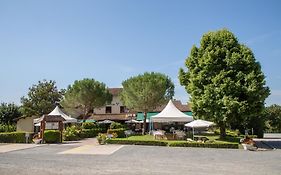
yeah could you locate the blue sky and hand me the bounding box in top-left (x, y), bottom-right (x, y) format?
top-left (0, 0), bottom-right (280, 105)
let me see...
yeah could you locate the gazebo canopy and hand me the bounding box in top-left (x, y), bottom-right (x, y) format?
top-left (34, 106), bottom-right (77, 124)
top-left (151, 100), bottom-right (193, 122)
top-left (35, 115), bottom-right (66, 123)
top-left (185, 119), bottom-right (215, 128)
top-left (48, 106), bottom-right (77, 123)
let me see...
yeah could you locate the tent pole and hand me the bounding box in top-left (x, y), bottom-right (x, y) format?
top-left (192, 127), bottom-right (194, 140)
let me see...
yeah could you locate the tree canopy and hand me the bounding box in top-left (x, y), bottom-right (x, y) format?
top-left (0, 103), bottom-right (21, 124)
top-left (20, 80), bottom-right (64, 117)
top-left (61, 78), bottom-right (112, 120)
top-left (265, 104), bottom-right (281, 132)
top-left (121, 72), bottom-right (174, 134)
top-left (179, 29), bottom-right (270, 138)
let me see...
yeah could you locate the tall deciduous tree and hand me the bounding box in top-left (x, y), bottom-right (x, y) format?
top-left (121, 72), bottom-right (174, 134)
top-left (61, 78), bottom-right (112, 120)
top-left (21, 80), bottom-right (64, 117)
top-left (0, 103), bottom-right (21, 124)
top-left (179, 29), bottom-right (270, 138)
top-left (265, 104), bottom-right (281, 132)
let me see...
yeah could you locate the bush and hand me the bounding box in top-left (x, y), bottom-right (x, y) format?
top-left (0, 132), bottom-right (32, 143)
top-left (82, 122), bottom-right (97, 129)
top-left (110, 122), bottom-right (126, 129)
top-left (0, 124), bottom-right (16, 133)
top-left (63, 125), bottom-right (81, 141)
top-left (44, 130), bottom-right (61, 143)
top-left (107, 128), bottom-right (126, 138)
top-left (97, 133), bottom-right (108, 145)
top-left (80, 129), bottom-right (101, 138)
top-left (107, 139), bottom-right (168, 146)
top-left (168, 142), bottom-right (239, 149)
top-left (218, 136), bottom-right (242, 143)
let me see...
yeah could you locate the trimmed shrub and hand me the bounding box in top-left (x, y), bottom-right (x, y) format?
top-left (107, 139), bottom-right (168, 146)
top-left (107, 128), bottom-right (126, 138)
top-left (0, 124), bottom-right (16, 133)
top-left (63, 125), bottom-right (81, 141)
top-left (80, 129), bottom-right (101, 138)
top-left (110, 122), bottom-right (126, 129)
top-left (168, 142), bottom-right (239, 149)
top-left (44, 130), bottom-right (61, 143)
top-left (0, 132), bottom-right (32, 143)
top-left (218, 136), bottom-right (242, 143)
top-left (82, 122), bottom-right (97, 130)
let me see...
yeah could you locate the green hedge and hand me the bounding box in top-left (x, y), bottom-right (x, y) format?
top-left (107, 128), bottom-right (126, 138)
top-left (0, 132), bottom-right (33, 143)
top-left (107, 139), bottom-right (238, 149)
top-left (218, 136), bottom-right (242, 143)
top-left (63, 125), bottom-right (81, 141)
top-left (82, 122), bottom-right (97, 130)
top-left (80, 129), bottom-right (101, 138)
top-left (107, 139), bottom-right (168, 146)
top-left (168, 142), bottom-right (239, 149)
top-left (0, 124), bottom-right (16, 133)
top-left (44, 130), bottom-right (61, 143)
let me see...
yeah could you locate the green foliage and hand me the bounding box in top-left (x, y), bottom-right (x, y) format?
top-left (107, 139), bottom-right (168, 146)
top-left (63, 125), bottom-right (81, 141)
top-left (61, 78), bottom-right (112, 119)
top-left (179, 29), bottom-right (270, 137)
top-left (82, 122), bottom-right (98, 129)
top-left (0, 103), bottom-right (21, 124)
top-left (109, 122), bottom-right (126, 129)
top-left (121, 72), bottom-right (175, 133)
top-left (264, 104), bottom-right (281, 132)
top-left (168, 142), bottom-right (239, 149)
top-left (20, 80), bottom-right (64, 117)
top-left (0, 132), bottom-right (32, 143)
top-left (80, 129), bottom-right (101, 138)
top-left (44, 130), bottom-right (61, 143)
top-left (97, 133), bottom-right (108, 144)
top-left (107, 128), bottom-right (126, 138)
top-left (0, 124), bottom-right (16, 132)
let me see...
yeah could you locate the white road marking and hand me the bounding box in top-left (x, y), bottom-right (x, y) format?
top-left (0, 144), bottom-right (41, 153)
top-left (58, 144), bottom-right (124, 155)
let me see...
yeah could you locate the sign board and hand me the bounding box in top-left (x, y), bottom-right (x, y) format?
top-left (45, 122), bottom-right (59, 130)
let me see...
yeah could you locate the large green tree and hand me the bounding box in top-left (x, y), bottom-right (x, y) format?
top-left (265, 104), bottom-right (281, 132)
top-left (61, 78), bottom-right (112, 120)
top-left (121, 72), bottom-right (174, 134)
top-left (21, 80), bottom-right (64, 117)
top-left (179, 29), bottom-right (270, 138)
top-left (0, 103), bottom-right (21, 124)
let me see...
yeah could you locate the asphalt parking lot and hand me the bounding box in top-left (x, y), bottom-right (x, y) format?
top-left (0, 140), bottom-right (280, 175)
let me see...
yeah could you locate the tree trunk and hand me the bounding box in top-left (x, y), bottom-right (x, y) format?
top-left (83, 106), bottom-right (88, 122)
top-left (219, 123), bottom-right (226, 139)
top-left (142, 112), bottom-right (147, 135)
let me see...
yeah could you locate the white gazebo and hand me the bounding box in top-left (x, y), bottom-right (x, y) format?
top-left (185, 119), bottom-right (215, 140)
top-left (151, 100), bottom-right (193, 123)
top-left (34, 106), bottom-right (77, 125)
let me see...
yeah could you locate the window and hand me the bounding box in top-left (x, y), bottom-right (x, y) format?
top-left (105, 106), bottom-right (112, 113)
top-left (120, 106), bottom-right (126, 113)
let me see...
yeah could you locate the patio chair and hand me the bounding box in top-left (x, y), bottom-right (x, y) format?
top-left (153, 130), bottom-right (165, 140)
top-left (175, 130), bottom-right (186, 140)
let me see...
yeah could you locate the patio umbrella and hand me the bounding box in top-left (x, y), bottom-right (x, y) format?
top-left (125, 119), bottom-right (142, 123)
top-left (185, 120), bottom-right (215, 140)
top-left (98, 120), bottom-right (114, 124)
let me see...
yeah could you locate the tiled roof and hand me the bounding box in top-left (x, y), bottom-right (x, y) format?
top-left (108, 88), bottom-right (122, 96)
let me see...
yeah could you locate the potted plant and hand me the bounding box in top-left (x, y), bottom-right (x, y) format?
top-left (97, 133), bottom-right (107, 145)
